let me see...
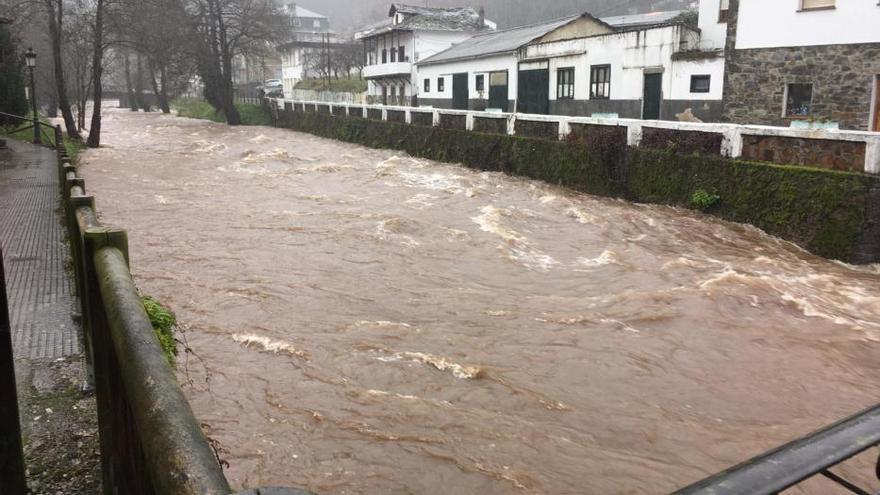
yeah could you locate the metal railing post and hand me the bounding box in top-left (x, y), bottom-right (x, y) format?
top-left (0, 250), bottom-right (27, 495)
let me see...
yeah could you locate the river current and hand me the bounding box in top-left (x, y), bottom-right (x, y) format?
top-left (80, 108), bottom-right (880, 494)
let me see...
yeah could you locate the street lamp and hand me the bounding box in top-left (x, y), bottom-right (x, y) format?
top-left (24, 48), bottom-right (40, 145)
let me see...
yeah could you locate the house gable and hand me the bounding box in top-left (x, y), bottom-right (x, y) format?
top-left (535, 15), bottom-right (614, 43)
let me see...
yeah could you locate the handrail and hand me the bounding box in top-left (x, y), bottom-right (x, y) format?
top-left (673, 404), bottom-right (880, 495)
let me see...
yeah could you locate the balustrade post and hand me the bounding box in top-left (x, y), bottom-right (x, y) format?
top-left (83, 227), bottom-right (129, 494)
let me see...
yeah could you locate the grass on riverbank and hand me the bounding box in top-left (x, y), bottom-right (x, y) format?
top-left (171, 98), bottom-right (272, 126)
top-left (295, 76), bottom-right (367, 93)
top-left (2, 121), bottom-right (86, 158)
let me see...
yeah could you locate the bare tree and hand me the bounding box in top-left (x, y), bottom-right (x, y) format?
top-left (187, 0), bottom-right (285, 124)
top-left (43, 0), bottom-right (82, 139)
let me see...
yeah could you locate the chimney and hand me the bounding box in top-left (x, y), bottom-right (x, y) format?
top-left (478, 6), bottom-right (485, 26)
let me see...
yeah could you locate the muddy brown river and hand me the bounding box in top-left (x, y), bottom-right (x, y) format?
top-left (79, 108), bottom-right (880, 494)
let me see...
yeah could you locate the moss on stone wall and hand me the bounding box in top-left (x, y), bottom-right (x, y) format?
top-left (276, 107), bottom-right (880, 263)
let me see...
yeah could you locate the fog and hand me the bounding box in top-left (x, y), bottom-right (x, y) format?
top-left (295, 0), bottom-right (693, 32)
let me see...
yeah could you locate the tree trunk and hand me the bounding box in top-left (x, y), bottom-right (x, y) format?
top-left (45, 0), bottom-right (81, 140)
top-left (123, 52), bottom-right (137, 111)
top-left (147, 62), bottom-right (169, 114)
top-left (216, 11), bottom-right (240, 125)
top-left (158, 67), bottom-right (170, 114)
top-left (135, 54), bottom-right (149, 112)
top-left (85, 0), bottom-right (103, 148)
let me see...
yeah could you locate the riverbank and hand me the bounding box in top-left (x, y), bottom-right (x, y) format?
top-left (274, 106), bottom-right (880, 264)
top-left (172, 98), bottom-right (272, 126)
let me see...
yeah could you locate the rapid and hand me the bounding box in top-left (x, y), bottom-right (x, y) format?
top-left (79, 108), bottom-right (880, 494)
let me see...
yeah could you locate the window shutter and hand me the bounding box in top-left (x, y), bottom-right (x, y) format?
top-left (802, 0), bottom-right (835, 9)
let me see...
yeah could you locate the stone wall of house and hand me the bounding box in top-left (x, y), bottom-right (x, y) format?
top-left (741, 135), bottom-right (867, 172)
top-left (722, 0), bottom-right (880, 131)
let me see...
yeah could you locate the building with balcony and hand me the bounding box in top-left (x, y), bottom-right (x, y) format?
top-left (355, 3), bottom-right (496, 106)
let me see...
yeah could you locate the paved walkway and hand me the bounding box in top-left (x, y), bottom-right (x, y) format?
top-left (0, 139), bottom-right (79, 358)
top-left (0, 138), bottom-right (100, 493)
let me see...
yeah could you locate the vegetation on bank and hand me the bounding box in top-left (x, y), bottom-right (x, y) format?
top-left (294, 77), bottom-right (367, 93)
top-left (171, 98), bottom-right (272, 126)
top-left (1, 119), bottom-right (86, 158)
top-left (142, 296), bottom-right (178, 366)
top-left (276, 109), bottom-right (880, 263)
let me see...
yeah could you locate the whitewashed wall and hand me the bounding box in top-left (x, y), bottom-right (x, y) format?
top-left (532, 25), bottom-right (710, 102)
top-left (736, 0), bottom-right (880, 49)
top-left (669, 58), bottom-right (725, 100)
top-left (417, 54), bottom-right (518, 101)
top-left (697, 0), bottom-right (728, 50)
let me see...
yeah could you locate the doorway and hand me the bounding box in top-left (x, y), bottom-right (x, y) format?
top-left (452, 73), bottom-right (469, 110)
top-left (517, 67), bottom-right (550, 115)
top-left (488, 71), bottom-right (509, 112)
top-left (642, 73), bottom-right (662, 120)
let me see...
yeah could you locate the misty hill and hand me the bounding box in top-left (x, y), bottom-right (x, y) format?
top-left (296, 0), bottom-right (695, 34)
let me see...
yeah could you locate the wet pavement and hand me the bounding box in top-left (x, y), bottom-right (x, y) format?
top-left (79, 108), bottom-right (880, 494)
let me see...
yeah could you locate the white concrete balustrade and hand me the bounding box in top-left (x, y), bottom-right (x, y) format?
top-left (275, 98), bottom-right (880, 175)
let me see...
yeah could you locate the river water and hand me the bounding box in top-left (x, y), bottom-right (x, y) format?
top-left (79, 108), bottom-right (880, 494)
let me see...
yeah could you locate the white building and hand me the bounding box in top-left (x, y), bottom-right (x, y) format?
top-left (276, 2), bottom-right (332, 97)
top-left (355, 3), bottom-right (496, 106)
top-left (721, 0), bottom-right (880, 131)
top-left (417, 10), bottom-right (725, 121)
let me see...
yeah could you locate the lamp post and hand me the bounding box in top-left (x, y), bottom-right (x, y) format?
top-left (24, 48), bottom-right (40, 145)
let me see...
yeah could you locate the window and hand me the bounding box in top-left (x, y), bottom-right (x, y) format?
top-left (800, 0), bottom-right (835, 10)
top-left (424, 78), bottom-right (430, 92)
top-left (490, 71), bottom-right (508, 87)
top-left (438, 77), bottom-right (445, 92)
top-left (382, 49), bottom-right (387, 63)
top-left (313, 20), bottom-right (321, 29)
top-left (400, 85), bottom-right (405, 98)
top-left (690, 75), bottom-right (711, 93)
top-left (476, 74), bottom-right (485, 92)
top-left (391, 47), bottom-right (397, 62)
top-left (399, 46), bottom-right (406, 62)
top-left (557, 68), bottom-right (575, 99)
top-left (590, 65), bottom-right (611, 99)
top-left (785, 83), bottom-right (813, 117)
top-left (719, 0), bottom-right (729, 22)
top-left (390, 86), bottom-right (396, 98)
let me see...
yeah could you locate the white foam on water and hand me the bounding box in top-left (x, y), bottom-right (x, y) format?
top-left (249, 134), bottom-right (272, 144)
top-left (154, 195), bottom-right (168, 205)
top-left (576, 250), bottom-right (618, 268)
top-left (399, 352), bottom-right (485, 380)
top-left (472, 206), bottom-right (526, 243)
top-left (473, 205), bottom-right (559, 271)
top-left (232, 333), bottom-right (307, 357)
top-left (565, 207), bottom-right (598, 225)
top-left (397, 171), bottom-right (466, 193)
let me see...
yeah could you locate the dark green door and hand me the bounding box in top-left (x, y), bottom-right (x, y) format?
top-left (488, 71), bottom-right (509, 112)
top-left (517, 68), bottom-right (549, 115)
top-left (642, 73), bottom-right (662, 120)
top-left (452, 73), bottom-right (469, 110)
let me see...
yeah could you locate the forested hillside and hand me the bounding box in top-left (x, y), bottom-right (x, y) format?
top-left (298, 0), bottom-right (694, 33)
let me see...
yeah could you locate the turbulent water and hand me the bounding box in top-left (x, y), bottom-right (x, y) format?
top-left (80, 108), bottom-right (880, 494)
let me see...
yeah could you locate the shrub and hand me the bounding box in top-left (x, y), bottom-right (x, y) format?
top-left (690, 189), bottom-right (720, 210)
top-left (142, 296), bottom-right (177, 366)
